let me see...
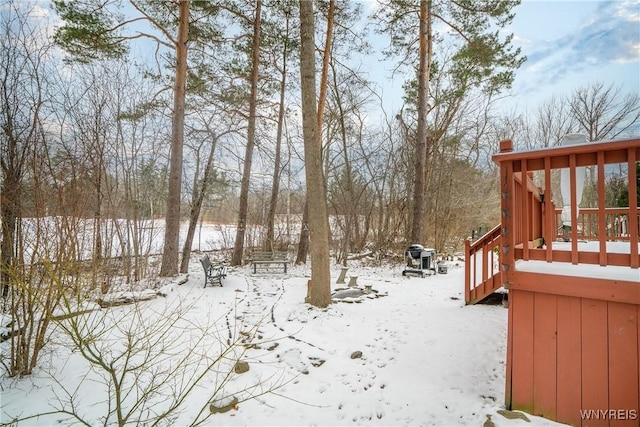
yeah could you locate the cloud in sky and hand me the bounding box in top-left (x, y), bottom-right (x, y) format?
top-left (515, 0), bottom-right (639, 94)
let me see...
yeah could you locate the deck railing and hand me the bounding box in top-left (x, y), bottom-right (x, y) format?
top-left (497, 138), bottom-right (640, 426)
top-left (465, 224), bottom-right (502, 304)
top-left (553, 207), bottom-right (639, 241)
top-left (493, 137), bottom-right (639, 287)
top-left (464, 137), bottom-right (638, 304)
top-left (464, 171), bottom-right (544, 304)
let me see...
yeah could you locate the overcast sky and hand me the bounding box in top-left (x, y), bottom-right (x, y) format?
top-left (23, 0), bottom-right (640, 122)
top-left (364, 0), bottom-right (639, 117)
top-left (494, 0), bottom-right (639, 113)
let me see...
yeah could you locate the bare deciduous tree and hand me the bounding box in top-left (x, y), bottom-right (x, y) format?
top-left (5, 294), bottom-right (287, 426)
top-left (180, 118), bottom-right (233, 273)
top-left (569, 82), bottom-right (640, 141)
top-left (0, 0), bottom-right (50, 298)
top-left (265, 3), bottom-right (295, 253)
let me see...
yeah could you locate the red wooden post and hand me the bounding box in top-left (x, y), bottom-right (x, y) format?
top-left (628, 147), bottom-right (638, 268)
top-left (522, 161), bottom-right (530, 260)
top-left (464, 238), bottom-right (471, 303)
top-left (500, 139), bottom-right (513, 153)
top-left (544, 157), bottom-right (553, 262)
top-left (569, 154), bottom-right (579, 264)
top-left (597, 151), bottom-right (607, 266)
top-left (499, 138), bottom-right (518, 409)
top-left (500, 149), bottom-right (515, 291)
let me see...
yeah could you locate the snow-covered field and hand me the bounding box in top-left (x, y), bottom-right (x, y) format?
top-left (1, 250), bottom-right (567, 427)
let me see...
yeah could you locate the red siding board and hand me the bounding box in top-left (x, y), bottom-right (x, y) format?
top-left (556, 295), bottom-right (582, 426)
top-left (533, 292), bottom-right (558, 419)
top-left (608, 302), bottom-right (639, 427)
top-left (506, 289), bottom-right (514, 408)
top-left (511, 290), bottom-right (535, 413)
top-left (581, 298), bottom-right (610, 427)
top-left (504, 292), bottom-right (513, 409)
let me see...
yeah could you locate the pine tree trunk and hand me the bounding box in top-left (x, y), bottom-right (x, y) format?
top-left (299, 0), bottom-right (331, 307)
top-left (410, 0), bottom-right (432, 244)
top-left (231, 0), bottom-right (262, 266)
top-left (160, 0), bottom-right (189, 276)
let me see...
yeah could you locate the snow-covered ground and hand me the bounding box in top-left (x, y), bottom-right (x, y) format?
top-left (1, 251), bottom-right (568, 427)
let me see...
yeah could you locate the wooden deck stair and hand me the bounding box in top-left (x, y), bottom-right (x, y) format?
top-left (465, 224), bottom-right (502, 304)
top-left (465, 166), bottom-right (545, 304)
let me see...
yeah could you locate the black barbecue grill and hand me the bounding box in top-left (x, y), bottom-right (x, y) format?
top-left (402, 244), bottom-right (436, 277)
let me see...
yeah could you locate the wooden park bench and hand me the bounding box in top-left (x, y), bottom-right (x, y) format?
top-left (249, 251), bottom-right (289, 274)
top-left (200, 255), bottom-right (227, 288)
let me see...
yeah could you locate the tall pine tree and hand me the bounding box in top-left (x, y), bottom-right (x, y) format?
top-left (374, 0), bottom-right (525, 244)
top-left (53, 0), bottom-right (224, 276)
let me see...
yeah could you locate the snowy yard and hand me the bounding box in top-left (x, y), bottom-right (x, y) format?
top-left (1, 254), bottom-right (565, 426)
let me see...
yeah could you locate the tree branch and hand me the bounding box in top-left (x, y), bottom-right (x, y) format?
top-left (130, 0), bottom-right (177, 46)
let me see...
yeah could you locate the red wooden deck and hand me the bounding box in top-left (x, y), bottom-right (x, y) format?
top-left (466, 137), bottom-right (639, 426)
